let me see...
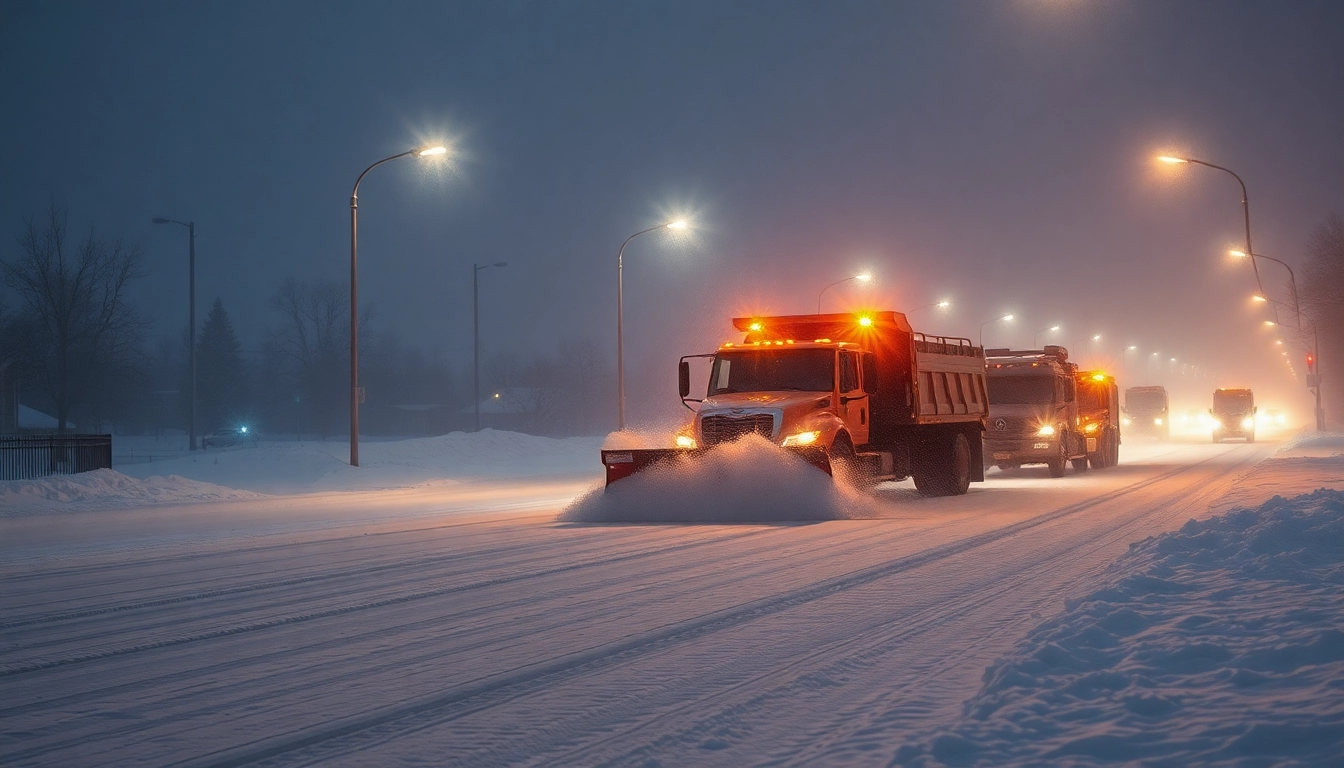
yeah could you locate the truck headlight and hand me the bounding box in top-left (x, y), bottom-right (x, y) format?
top-left (1154, 418), bottom-right (1163, 426)
top-left (1084, 422), bottom-right (1098, 433)
top-left (781, 430), bottom-right (821, 447)
top-left (1241, 417), bottom-right (1255, 429)
top-left (1036, 425), bottom-right (1056, 436)
top-left (1121, 417), bottom-right (1131, 426)
top-left (675, 434), bottom-right (697, 449)
top-left (1210, 419), bottom-right (1222, 430)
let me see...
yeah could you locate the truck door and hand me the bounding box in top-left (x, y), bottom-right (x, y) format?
top-left (840, 349), bottom-right (870, 446)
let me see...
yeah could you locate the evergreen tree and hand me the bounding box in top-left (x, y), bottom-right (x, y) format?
top-left (195, 298), bottom-right (249, 432)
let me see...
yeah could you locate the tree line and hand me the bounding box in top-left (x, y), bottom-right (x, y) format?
top-left (1, 205), bottom-right (614, 439)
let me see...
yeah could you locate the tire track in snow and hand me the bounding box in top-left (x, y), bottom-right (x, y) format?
top-left (0, 523), bottom-right (701, 630)
top-left (162, 448), bottom-right (1261, 768)
top-left (355, 446), bottom-right (1267, 767)
top-left (0, 527), bottom-right (773, 678)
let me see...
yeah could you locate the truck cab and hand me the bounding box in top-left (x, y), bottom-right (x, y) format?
top-left (1211, 388), bottom-right (1256, 443)
top-left (1076, 370), bottom-right (1121, 468)
top-left (982, 346), bottom-right (1088, 477)
top-left (1123, 385), bottom-right (1170, 439)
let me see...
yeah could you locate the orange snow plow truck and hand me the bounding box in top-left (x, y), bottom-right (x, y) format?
top-left (602, 311), bottom-right (990, 495)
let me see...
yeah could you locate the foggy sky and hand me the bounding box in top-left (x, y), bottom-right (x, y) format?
top-left (3, 0), bottom-right (1342, 425)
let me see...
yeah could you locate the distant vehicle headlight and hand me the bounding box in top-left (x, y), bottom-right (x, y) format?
top-left (1275, 414), bottom-right (1286, 424)
top-left (1154, 418), bottom-right (1163, 426)
top-left (781, 430), bottom-right (821, 447)
top-left (1036, 425), bottom-right (1056, 437)
top-left (1241, 417), bottom-right (1255, 429)
top-left (1121, 417), bottom-right (1131, 426)
top-left (1210, 419), bottom-right (1222, 430)
top-left (675, 434), bottom-right (697, 449)
top-left (1084, 422), bottom-right (1099, 433)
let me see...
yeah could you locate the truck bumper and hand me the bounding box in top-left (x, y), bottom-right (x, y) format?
top-left (983, 438), bottom-right (1059, 466)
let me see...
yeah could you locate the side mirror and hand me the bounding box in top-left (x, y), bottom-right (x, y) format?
top-left (1208, 408), bottom-right (1214, 415)
top-left (678, 360), bottom-right (691, 399)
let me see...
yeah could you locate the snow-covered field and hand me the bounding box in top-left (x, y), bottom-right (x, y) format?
top-left (2, 431), bottom-right (1342, 766)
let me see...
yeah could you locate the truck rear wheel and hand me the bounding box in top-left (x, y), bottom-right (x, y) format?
top-left (913, 433), bottom-right (971, 496)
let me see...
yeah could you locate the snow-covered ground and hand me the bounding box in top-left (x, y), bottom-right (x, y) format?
top-left (1, 431), bottom-right (1341, 766)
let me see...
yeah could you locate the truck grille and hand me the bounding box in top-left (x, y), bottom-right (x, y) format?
top-left (988, 417), bottom-right (1034, 438)
top-left (701, 414), bottom-right (774, 446)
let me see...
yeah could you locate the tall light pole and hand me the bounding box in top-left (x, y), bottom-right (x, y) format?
top-left (1158, 154), bottom-right (1264, 293)
top-left (817, 273), bottom-right (873, 313)
top-left (349, 145), bottom-right (447, 467)
top-left (152, 217), bottom-right (197, 451)
top-left (1033, 325), bottom-right (1061, 347)
top-left (473, 261), bottom-right (507, 432)
top-left (979, 314), bottom-right (1014, 348)
top-left (617, 219), bottom-right (687, 430)
top-left (1232, 249), bottom-right (1324, 430)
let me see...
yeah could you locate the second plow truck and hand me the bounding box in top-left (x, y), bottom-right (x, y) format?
top-left (982, 346), bottom-right (1090, 477)
top-left (601, 311), bottom-right (990, 495)
top-left (1076, 370), bottom-right (1121, 469)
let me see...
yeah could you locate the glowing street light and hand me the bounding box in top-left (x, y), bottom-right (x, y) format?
top-left (818, 272), bottom-right (873, 313)
top-left (1158, 153), bottom-right (1263, 292)
top-left (1033, 325), bottom-right (1061, 347)
top-left (617, 219), bottom-right (690, 430)
top-left (979, 313), bottom-right (1014, 348)
top-left (1092, 334), bottom-right (1102, 342)
top-left (1264, 320), bottom-right (1277, 326)
top-left (908, 299), bottom-right (951, 319)
top-left (1251, 294), bottom-right (1268, 303)
top-left (348, 144), bottom-right (449, 466)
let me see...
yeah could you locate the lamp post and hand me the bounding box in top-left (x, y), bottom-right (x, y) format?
top-left (349, 145), bottom-right (447, 467)
top-left (1033, 325), bottom-right (1061, 347)
top-left (978, 314), bottom-right (1014, 348)
top-left (1158, 155), bottom-right (1263, 292)
top-left (817, 273), bottom-right (873, 313)
top-left (907, 299), bottom-right (951, 320)
top-left (617, 219), bottom-right (687, 430)
top-left (151, 217), bottom-right (197, 451)
top-left (1232, 250), bottom-right (1324, 429)
top-left (473, 261), bottom-right (507, 432)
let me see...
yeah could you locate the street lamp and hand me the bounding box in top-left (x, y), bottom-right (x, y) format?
top-left (1033, 325), bottom-right (1061, 347)
top-left (473, 261), bottom-right (508, 432)
top-left (151, 217), bottom-right (197, 451)
top-left (616, 219), bottom-right (687, 430)
top-left (348, 145), bottom-right (447, 467)
top-left (818, 273), bottom-right (873, 313)
top-left (1158, 154), bottom-right (1264, 292)
top-left (979, 314), bottom-right (1014, 348)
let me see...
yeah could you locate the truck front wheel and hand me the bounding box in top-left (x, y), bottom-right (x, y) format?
top-left (1047, 440), bottom-right (1067, 478)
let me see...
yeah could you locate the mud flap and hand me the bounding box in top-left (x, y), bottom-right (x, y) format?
top-left (602, 446), bottom-right (832, 487)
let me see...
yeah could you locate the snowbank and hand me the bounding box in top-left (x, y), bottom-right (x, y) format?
top-left (116, 430), bottom-right (604, 494)
top-left (898, 486), bottom-right (1344, 767)
top-left (0, 469), bottom-right (262, 517)
top-left (561, 434), bottom-right (883, 523)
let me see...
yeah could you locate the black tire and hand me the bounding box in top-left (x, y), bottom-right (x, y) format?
top-left (1088, 434), bottom-right (1106, 470)
top-left (913, 433), bottom-right (972, 496)
top-left (829, 433), bottom-right (860, 482)
top-left (1072, 456), bottom-right (1089, 472)
top-left (1109, 430), bottom-right (1121, 467)
top-left (1047, 439), bottom-right (1067, 478)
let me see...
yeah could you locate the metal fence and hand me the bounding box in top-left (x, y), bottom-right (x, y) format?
top-left (0, 434), bottom-right (113, 480)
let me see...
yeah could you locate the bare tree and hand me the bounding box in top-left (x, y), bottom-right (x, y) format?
top-left (269, 277), bottom-right (354, 438)
top-left (1, 205), bottom-right (145, 432)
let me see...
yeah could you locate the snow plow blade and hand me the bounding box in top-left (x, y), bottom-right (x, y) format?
top-left (601, 446), bottom-right (832, 487)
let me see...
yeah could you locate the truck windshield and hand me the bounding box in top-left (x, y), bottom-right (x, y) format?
top-left (1214, 391), bottom-right (1253, 412)
top-left (709, 349), bottom-right (834, 395)
top-left (987, 375), bottom-right (1055, 405)
top-left (1078, 384), bottom-right (1109, 410)
top-left (1127, 391), bottom-right (1166, 413)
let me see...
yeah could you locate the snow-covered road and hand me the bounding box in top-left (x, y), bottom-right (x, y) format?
top-left (0, 438), bottom-right (1331, 766)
